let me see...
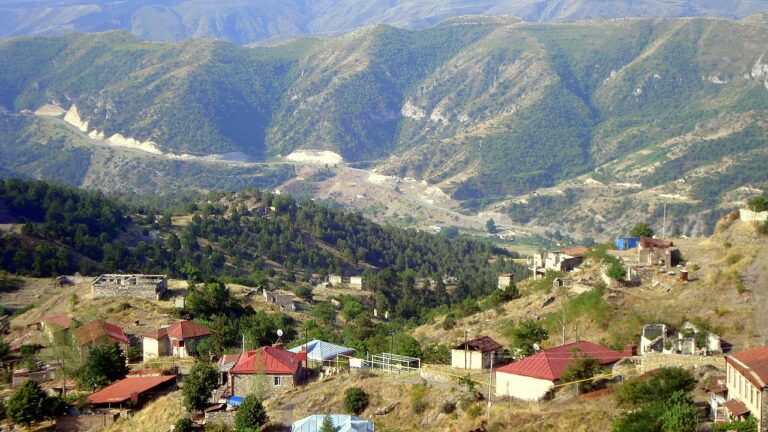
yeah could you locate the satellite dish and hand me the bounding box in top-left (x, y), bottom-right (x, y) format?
top-left (277, 329), bottom-right (284, 337)
top-left (533, 343), bottom-right (541, 352)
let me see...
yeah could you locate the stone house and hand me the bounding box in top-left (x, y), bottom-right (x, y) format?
top-left (532, 247), bottom-right (587, 275)
top-left (91, 274), bottom-right (168, 300)
top-left (640, 322), bottom-right (721, 356)
top-left (223, 346), bottom-right (307, 398)
top-left (451, 336), bottom-right (503, 370)
top-left (637, 237), bottom-right (680, 268)
top-left (263, 289), bottom-right (298, 312)
top-left (712, 346), bottom-right (768, 431)
top-left (142, 320), bottom-right (213, 359)
top-left (328, 275), bottom-right (343, 285)
top-left (349, 276), bottom-right (363, 288)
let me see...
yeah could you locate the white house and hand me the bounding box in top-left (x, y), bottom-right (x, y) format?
top-left (495, 341), bottom-right (623, 401)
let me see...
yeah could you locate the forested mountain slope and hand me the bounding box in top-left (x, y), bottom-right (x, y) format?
top-left (2, 16), bottom-right (768, 208)
top-left (0, 179), bottom-right (522, 319)
top-left (1, 0), bottom-right (767, 44)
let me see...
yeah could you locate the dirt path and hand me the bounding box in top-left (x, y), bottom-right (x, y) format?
top-left (745, 244), bottom-right (768, 344)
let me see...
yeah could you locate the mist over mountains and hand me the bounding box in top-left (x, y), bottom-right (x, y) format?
top-left (2, 0), bottom-right (768, 44)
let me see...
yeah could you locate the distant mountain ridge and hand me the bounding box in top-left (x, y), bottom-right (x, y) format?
top-left (2, 0), bottom-right (768, 44)
top-left (2, 15), bottom-right (768, 236)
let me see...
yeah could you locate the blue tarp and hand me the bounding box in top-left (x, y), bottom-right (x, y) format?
top-left (228, 396), bottom-right (244, 406)
top-left (616, 237), bottom-right (641, 250)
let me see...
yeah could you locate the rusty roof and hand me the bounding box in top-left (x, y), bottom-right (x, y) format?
top-left (143, 320), bottom-right (212, 341)
top-left (496, 341), bottom-right (623, 381)
top-left (562, 246), bottom-right (589, 257)
top-left (87, 375), bottom-right (176, 405)
top-left (639, 236), bottom-right (674, 249)
top-left (723, 399), bottom-right (751, 417)
top-left (75, 319), bottom-right (129, 346)
top-left (453, 336), bottom-right (502, 353)
top-left (727, 346), bottom-right (768, 389)
top-left (40, 313), bottom-right (73, 329)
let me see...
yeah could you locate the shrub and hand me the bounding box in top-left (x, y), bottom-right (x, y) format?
top-left (183, 361), bottom-right (219, 411)
top-left (440, 401), bottom-right (456, 414)
top-left (466, 404), bottom-right (482, 419)
top-left (234, 395), bottom-right (268, 431)
top-left (606, 262), bottom-right (626, 281)
top-left (173, 417), bottom-right (193, 432)
top-left (343, 387), bottom-right (369, 415)
top-left (629, 223), bottom-right (654, 238)
top-left (726, 253), bottom-right (743, 265)
top-left (410, 383), bottom-right (429, 414)
top-left (442, 313), bottom-right (457, 330)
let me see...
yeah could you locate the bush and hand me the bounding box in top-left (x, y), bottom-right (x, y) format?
top-left (77, 344), bottom-right (128, 391)
top-left (183, 361), bottom-right (219, 411)
top-left (508, 320), bottom-right (548, 357)
top-left (7, 381), bottom-right (65, 425)
top-left (343, 387), bottom-right (369, 415)
top-left (606, 262), bottom-right (626, 281)
top-left (440, 401), bottom-right (456, 414)
top-left (234, 395), bottom-right (268, 431)
top-left (629, 223), bottom-right (654, 238)
top-left (466, 404), bottom-right (482, 419)
top-left (410, 383), bottom-right (429, 414)
top-left (173, 417), bottom-right (193, 432)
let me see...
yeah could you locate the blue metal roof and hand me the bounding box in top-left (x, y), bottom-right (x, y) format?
top-left (228, 396), bottom-right (244, 406)
top-left (292, 414), bottom-right (374, 432)
top-left (288, 339), bottom-right (355, 361)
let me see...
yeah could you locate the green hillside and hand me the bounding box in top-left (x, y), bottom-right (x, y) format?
top-left (1, 17), bottom-right (768, 204)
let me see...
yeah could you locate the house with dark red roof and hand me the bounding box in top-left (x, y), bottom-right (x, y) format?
top-left (39, 313), bottom-right (74, 341)
top-left (716, 346), bottom-right (768, 429)
top-left (74, 319), bottom-right (129, 353)
top-left (223, 345), bottom-right (307, 398)
top-left (142, 320), bottom-right (213, 359)
top-left (87, 373), bottom-right (177, 408)
top-left (494, 341), bottom-right (623, 401)
top-left (451, 336), bottom-right (503, 370)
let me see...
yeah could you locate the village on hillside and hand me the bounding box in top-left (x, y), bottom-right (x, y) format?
top-left (0, 204), bottom-right (767, 432)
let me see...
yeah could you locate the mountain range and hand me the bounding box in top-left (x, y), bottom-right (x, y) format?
top-left (2, 1), bottom-right (768, 44)
top-left (1, 15), bottom-right (768, 235)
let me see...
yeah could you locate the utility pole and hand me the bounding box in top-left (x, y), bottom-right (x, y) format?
top-left (487, 351), bottom-right (494, 417)
top-left (662, 202), bottom-right (667, 239)
top-left (557, 279), bottom-right (568, 345)
top-left (464, 330), bottom-right (468, 370)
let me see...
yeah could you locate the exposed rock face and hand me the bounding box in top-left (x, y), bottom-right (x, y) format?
top-left (401, 100), bottom-right (426, 120)
top-left (106, 133), bottom-right (163, 155)
top-left (63, 104), bottom-right (88, 132)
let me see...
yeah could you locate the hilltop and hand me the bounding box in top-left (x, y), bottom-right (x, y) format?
top-left (1, 1), bottom-right (768, 44)
top-left (1, 17), bottom-right (768, 235)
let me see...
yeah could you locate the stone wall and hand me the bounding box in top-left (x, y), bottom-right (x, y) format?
top-left (92, 274), bottom-right (167, 300)
top-left (231, 372), bottom-right (297, 398)
top-left (55, 413), bottom-right (119, 431)
top-left (205, 411), bottom-right (236, 426)
top-left (636, 353), bottom-right (725, 374)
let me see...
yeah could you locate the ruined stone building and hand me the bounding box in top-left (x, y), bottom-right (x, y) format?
top-left (92, 274), bottom-right (168, 300)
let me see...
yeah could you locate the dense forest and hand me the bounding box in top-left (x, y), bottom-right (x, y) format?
top-left (0, 179), bottom-right (524, 323)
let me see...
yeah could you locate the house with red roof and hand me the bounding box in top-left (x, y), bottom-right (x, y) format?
top-left (716, 346), bottom-right (768, 429)
top-left (87, 373), bottom-right (177, 408)
top-left (74, 319), bottom-right (130, 353)
top-left (142, 320), bottom-right (213, 359)
top-left (494, 341), bottom-right (623, 401)
top-left (223, 345), bottom-right (307, 398)
top-left (39, 313), bottom-right (74, 341)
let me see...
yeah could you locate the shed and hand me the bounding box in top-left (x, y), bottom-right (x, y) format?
top-left (292, 414), bottom-right (375, 432)
top-left (451, 336), bottom-right (503, 370)
top-left (616, 238), bottom-right (641, 250)
top-left (87, 375), bottom-right (177, 408)
top-left (288, 340), bottom-right (355, 366)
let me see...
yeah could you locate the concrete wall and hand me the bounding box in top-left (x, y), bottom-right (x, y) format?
top-left (495, 372), bottom-right (554, 401)
top-left (55, 413), bottom-right (119, 431)
top-left (92, 275), bottom-right (167, 300)
top-left (143, 337), bottom-right (169, 359)
top-left (451, 350), bottom-right (484, 370)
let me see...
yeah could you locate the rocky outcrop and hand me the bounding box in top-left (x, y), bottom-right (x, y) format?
top-left (401, 100), bottom-right (426, 120)
top-left (63, 104), bottom-right (89, 132)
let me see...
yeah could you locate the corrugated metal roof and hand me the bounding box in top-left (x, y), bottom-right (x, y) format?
top-left (495, 341), bottom-right (623, 381)
top-left (75, 319), bottom-right (129, 346)
top-left (231, 346), bottom-right (303, 375)
top-left (723, 399), bottom-right (750, 417)
top-left (292, 414), bottom-right (375, 432)
top-left (143, 320), bottom-right (212, 340)
top-left (452, 336), bottom-right (502, 353)
top-left (40, 313), bottom-right (73, 329)
top-left (288, 340), bottom-right (355, 361)
top-left (87, 375), bottom-right (176, 404)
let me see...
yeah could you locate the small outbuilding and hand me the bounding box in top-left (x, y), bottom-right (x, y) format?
top-left (451, 336), bottom-right (503, 370)
top-left (74, 319), bottom-right (129, 352)
top-left (289, 340), bottom-right (355, 367)
top-left (87, 374), bottom-right (177, 408)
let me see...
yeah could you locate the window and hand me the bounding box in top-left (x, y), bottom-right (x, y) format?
top-left (273, 376), bottom-right (282, 387)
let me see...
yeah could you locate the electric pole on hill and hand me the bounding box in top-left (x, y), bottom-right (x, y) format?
top-left (555, 278), bottom-right (568, 345)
